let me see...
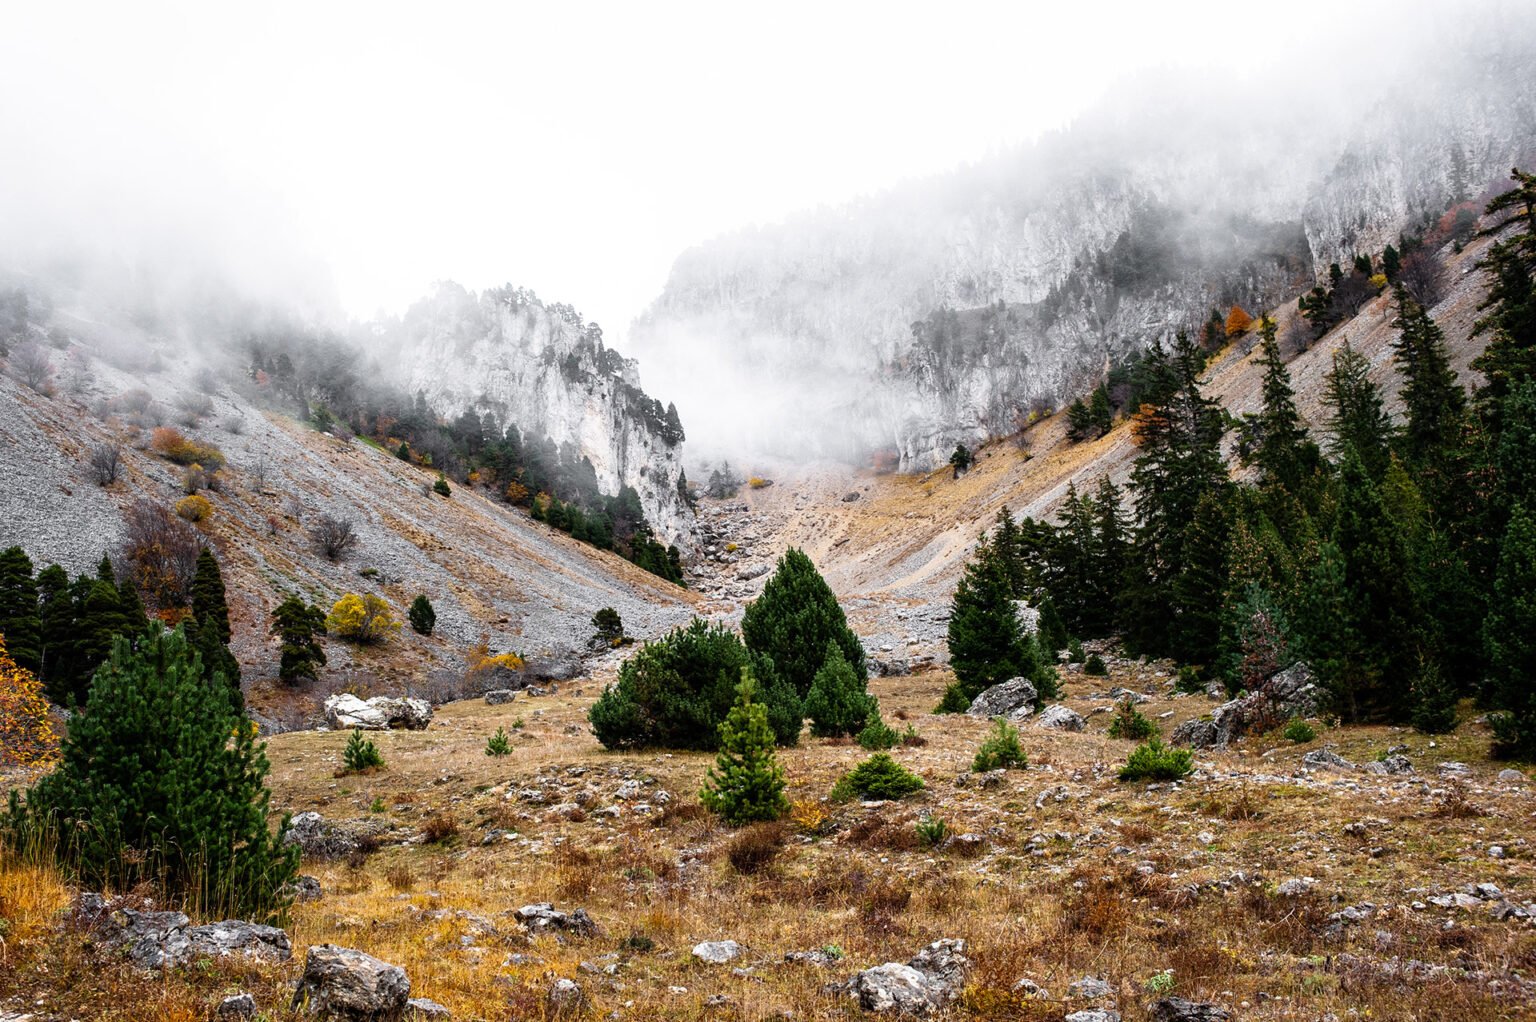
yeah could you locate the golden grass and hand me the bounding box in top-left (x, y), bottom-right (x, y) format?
top-left (4, 662), bottom-right (1535, 1020)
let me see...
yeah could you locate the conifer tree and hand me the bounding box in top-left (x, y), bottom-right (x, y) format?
top-left (1391, 287), bottom-right (1467, 471)
top-left (1323, 341), bottom-right (1393, 477)
top-left (0, 546), bottom-right (41, 674)
top-left (1471, 169), bottom-right (1536, 420)
top-left (1168, 488), bottom-right (1232, 667)
top-left (741, 548), bottom-right (864, 696)
top-left (947, 540), bottom-right (1056, 700)
top-left (5, 626), bottom-right (298, 921)
top-left (188, 549), bottom-right (240, 710)
top-left (67, 568), bottom-right (136, 707)
top-left (270, 595), bottom-right (327, 685)
top-left (1486, 504), bottom-right (1536, 758)
top-left (700, 672), bottom-right (789, 825)
top-left (34, 564), bottom-right (72, 698)
top-left (1249, 316), bottom-right (1318, 493)
top-left (408, 594), bottom-right (436, 636)
top-left (802, 641), bottom-right (877, 738)
top-left (1089, 385), bottom-right (1113, 435)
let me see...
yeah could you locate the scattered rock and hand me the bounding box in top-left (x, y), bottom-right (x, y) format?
top-left (217, 994), bottom-right (257, 1019)
top-left (547, 978), bottom-right (585, 1016)
top-left (1065, 1011), bottom-right (1122, 1022)
top-left (1068, 976), bottom-right (1114, 999)
top-left (406, 998), bottom-right (451, 1019)
top-left (1175, 662), bottom-right (1321, 748)
top-left (1012, 977), bottom-right (1051, 998)
top-left (282, 812), bottom-right (361, 859)
top-left (847, 939), bottom-right (970, 1015)
top-left (692, 940), bottom-right (743, 964)
top-left (842, 491), bottom-right (861, 502)
top-left (1381, 754), bottom-right (1415, 775)
top-left (1302, 748), bottom-right (1356, 772)
top-left (1437, 761), bottom-right (1471, 777)
top-left (1148, 998), bottom-right (1233, 1022)
top-left (737, 564), bottom-right (770, 582)
top-left (284, 875), bottom-right (324, 902)
top-left (324, 694), bottom-right (432, 731)
top-left (966, 677), bottom-right (1038, 720)
top-left (514, 903), bottom-right (598, 938)
top-left (1498, 768), bottom-right (1526, 784)
top-left (869, 657), bottom-right (911, 677)
top-left (80, 901), bottom-right (292, 971)
top-left (1036, 704), bottom-right (1086, 731)
top-left (290, 944), bottom-right (411, 1020)
top-left (483, 690), bottom-right (518, 706)
top-left (1277, 877), bottom-right (1317, 897)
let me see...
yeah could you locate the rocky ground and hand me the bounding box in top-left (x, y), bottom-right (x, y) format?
top-left (4, 656), bottom-right (1534, 1021)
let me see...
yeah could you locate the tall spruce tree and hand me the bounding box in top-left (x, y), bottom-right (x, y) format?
top-left (947, 539), bottom-right (1055, 701)
top-left (1486, 504), bottom-right (1536, 758)
top-left (1323, 341), bottom-right (1393, 477)
top-left (1391, 287), bottom-right (1468, 472)
top-left (5, 626), bottom-right (298, 921)
top-left (1125, 331), bottom-right (1229, 654)
top-left (1471, 169), bottom-right (1536, 420)
top-left (0, 546), bottom-right (41, 674)
top-left (1249, 316), bottom-right (1318, 493)
top-left (741, 548), bottom-right (864, 696)
top-left (188, 549), bottom-right (241, 710)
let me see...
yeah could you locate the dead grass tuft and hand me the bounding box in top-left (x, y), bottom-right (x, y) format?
top-left (725, 821), bottom-right (789, 875)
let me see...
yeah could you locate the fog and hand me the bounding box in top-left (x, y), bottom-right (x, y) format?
top-left (2, 0), bottom-right (1528, 465)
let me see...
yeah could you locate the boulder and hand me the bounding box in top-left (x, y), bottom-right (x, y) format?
top-left (284, 875), bottom-right (324, 902)
top-left (1068, 976), bottom-right (1114, 999)
top-left (514, 903), bottom-right (598, 938)
top-left (406, 998), bottom-right (451, 1019)
top-left (283, 812), bottom-right (360, 859)
top-left (324, 694), bottom-right (432, 731)
top-left (217, 994), bottom-right (257, 1019)
top-left (869, 657), bottom-right (911, 678)
top-left (1302, 747), bottom-right (1356, 772)
top-left (483, 689), bottom-right (518, 706)
top-left (1498, 768), bottom-right (1526, 784)
top-left (1065, 1012), bottom-right (1121, 1022)
top-left (1148, 997), bottom-right (1232, 1022)
top-left (966, 677), bottom-right (1038, 720)
top-left (1382, 754), bottom-right (1415, 775)
top-left (1173, 662), bottom-right (1322, 749)
top-left (737, 564), bottom-right (770, 582)
top-left (1036, 704), bottom-right (1086, 731)
top-left (691, 940), bottom-right (743, 964)
top-left (547, 978), bottom-right (585, 1016)
top-left (82, 902), bottom-right (291, 971)
top-left (847, 939), bottom-right (970, 1015)
top-left (290, 944), bottom-right (411, 1021)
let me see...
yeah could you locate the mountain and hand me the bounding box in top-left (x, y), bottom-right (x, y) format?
top-left (380, 282), bottom-right (693, 545)
top-left (631, 29), bottom-right (1536, 471)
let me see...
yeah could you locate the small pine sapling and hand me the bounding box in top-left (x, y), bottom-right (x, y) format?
top-left (485, 727), bottom-right (512, 757)
top-left (972, 717), bottom-right (1026, 772)
top-left (341, 729), bottom-right (384, 774)
top-left (700, 672), bottom-right (789, 825)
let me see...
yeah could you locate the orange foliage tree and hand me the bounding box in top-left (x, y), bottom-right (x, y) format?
top-left (1225, 306), bottom-right (1255, 337)
top-left (0, 633), bottom-right (59, 769)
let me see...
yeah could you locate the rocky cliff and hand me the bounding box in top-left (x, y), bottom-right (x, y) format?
top-left (632, 33), bottom-right (1536, 472)
top-left (385, 283), bottom-right (694, 545)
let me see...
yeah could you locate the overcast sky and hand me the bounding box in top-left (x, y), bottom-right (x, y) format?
top-left (1, 0), bottom-right (1444, 336)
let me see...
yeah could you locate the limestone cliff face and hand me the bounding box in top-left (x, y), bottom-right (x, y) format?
top-left (633, 41), bottom-right (1536, 472)
top-left (390, 283), bottom-right (694, 544)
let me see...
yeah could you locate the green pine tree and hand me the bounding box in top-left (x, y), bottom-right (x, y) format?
top-left (408, 594), bottom-right (436, 636)
top-left (700, 672), bottom-right (789, 825)
top-left (802, 641), bottom-right (877, 738)
top-left (189, 549), bottom-right (240, 710)
top-left (1486, 504), bottom-right (1536, 757)
top-left (741, 548), bottom-right (864, 696)
top-left (1249, 316), bottom-right (1319, 493)
top-left (1471, 169), bottom-right (1536, 421)
top-left (947, 539), bottom-right (1056, 700)
top-left (1323, 341), bottom-right (1394, 477)
top-left (1391, 287), bottom-right (1468, 489)
top-left (4, 625), bottom-right (299, 921)
top-left (0, 546), bottom-right (41, 674)
top-left (270, 595), bottom-right (327, 685)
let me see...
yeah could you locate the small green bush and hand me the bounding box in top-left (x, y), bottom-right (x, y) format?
top-left (701, 675), bottom-right (789, 825)
top-left (1107, 698), bottom-right (1157, 740)
top-left (933, 682), bottom-right (972, 714)
top-left (1282, 717), bottom-right (1317, 744)
top-left (830, 752), bottom-right (924, 802)
top-left (1175, 665), bottom-right (1204, 693)
top-left (1066, 638), bottom-right (1086, 664)
top-left (803, 641), bottom-right (877, 737)
top-left (971, 717), bottom-right (1026, 772)
top-left (408, 594), bottom-right (436, 636)
top-left (342, 730), bottom-right (384, 774)
top-left (915, 815), bottom-right (949, 847)
top-left (433, 475), bottom-right (451, 497)
top-left (1084, 654), bottom-right (1108, 676)
top-left (1118, 738), bottom-right (1192, 782)
top-left (485, 727), bottom-right (512, 757)
top-left (856, 717), bottom-right (899, 751)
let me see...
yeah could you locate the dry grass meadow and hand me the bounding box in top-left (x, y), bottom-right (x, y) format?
top-left (4, 657), bottom-right (1536, 1021)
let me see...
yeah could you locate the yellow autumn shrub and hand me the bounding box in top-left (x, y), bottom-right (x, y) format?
top-left (0, 634), bottom-right (59, 769)
top-left (326, 593), bottom-right (401, 644)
